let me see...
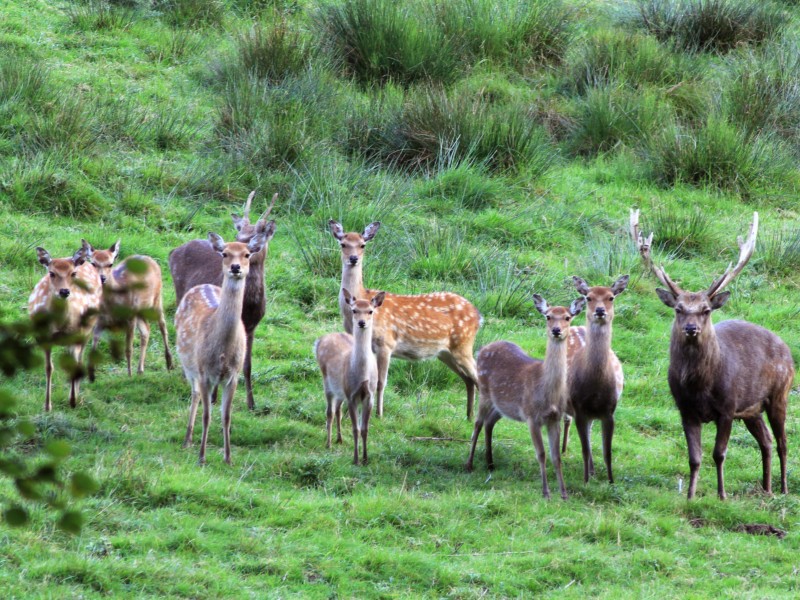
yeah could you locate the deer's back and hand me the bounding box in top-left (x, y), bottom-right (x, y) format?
top-left (477, 341), bottom-right (543, 423)
top-left (107, 255), bottom-right (163, 309)
top-left (373, 291), bottom-right (480, 359)
top-left (315, 332), bottom-right (354, 398)
top-left (169, 240), bottom-right (222, 303)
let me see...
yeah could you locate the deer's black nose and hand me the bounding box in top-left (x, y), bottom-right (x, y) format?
top-left (230, 264), bottom-right (241, 274)
top-left (684, 323), bottom-right (698, 336)
top-left (551, 327), bottom-right (562, 337)
top-left (100, 275), bottom-right (107, 284)
top-left (595, 307), bottom-right (606, 317)
top-left (349, 255), bottom-right (359, 265)
top-left (59, 289), bottom-right (71, 298)
top-left (358, 320), bottom-right (366, 329)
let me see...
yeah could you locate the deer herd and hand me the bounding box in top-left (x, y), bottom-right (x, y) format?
top-left (26, 192), bottom-right (795, 501)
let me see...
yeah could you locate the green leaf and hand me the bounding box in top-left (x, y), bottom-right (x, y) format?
top-left (125, 257), bottom-right (148, 274)
top-left (69, 473), bottom-right (98, 498)
top-left (16, 420), bottom-right (35, 437)
top-left (57, 510), bottom-right (83, 535)
top-left (45, 440), bottom-right (71, 459)
top-left (3, 506), bottom-right (29, 527)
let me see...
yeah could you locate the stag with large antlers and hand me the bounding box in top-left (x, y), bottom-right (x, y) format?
top-left (653, 212), bottom-right (794, 499)
top-left (169, 191), bottom-right (277, 410)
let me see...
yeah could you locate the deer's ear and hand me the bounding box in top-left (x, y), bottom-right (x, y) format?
top-left (257, 220), bottom-right (276, 242)
top-left (611, 274), bottom-right (629, 295)
top-left (362, 221), bottom-right (381, 242)
top-left (248, 232), bottom-right (267, 254)
top-left (36, 247), bottom-right (51, 267)
top-left (569, 297), bottom-right (586, 316)
top-left (533, 294), bottom-right (548, 315)
top-left (110, 239), bottom-right (121, 260)
top-left (208, 232), bottom-right (226, 254)
top-left (342, 287), bottom-right (353, 306)
top-left (71, 246), bottom-right (87, 266)
top-left (231, 213), bottom-right (247, 232)
top-left (329, 220), bottom-right (345, 241)
top-left (656, 288), bottom-right (678, 308)
top-left (81, 238), bottom-right (95, 255)
top-left (372, 291), bottom-right (386, 308)
top-left (572, 276), bottom-right (590, 296)
top-left (710, 291), bottom-right (731, 311)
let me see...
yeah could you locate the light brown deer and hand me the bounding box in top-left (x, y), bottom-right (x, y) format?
top-left (315, 288), bottom-right (386, 465)
top-left (176, 231), bottom-right (267, 465)
top-left (467, 294), bottom-right (585, 500)
top-left (652, 212), bottom-right (794, 499)
top-left (28, 244), bottom-right (102, 411)
top-left (562, 275), bottom-right (628, 484)
top-left (170, 191), bottom-right (277, 410)
top-left (84, 239), bottom-right (173, 377)
top-left (329, 220), bottom-right (481, 419)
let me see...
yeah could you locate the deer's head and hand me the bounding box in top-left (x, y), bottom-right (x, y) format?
top-left (230, 191), bottom-right (277, 250)
top-left (330, 220), bottom-right (381, 268)
top-left (654, 213), bottom-right (756, 344)
top-left (342, 288), bottom-right (385, 330)
top-left (534, 294), bottom-right (585, 341)
top-left (209, 231), bottom-right (267, 283)
top-left (36, 246), bottom-right (88, 300)
top-left (573, 275), bottom-right (628, 326)
top-left (84, 239), bottom-right (120, 285)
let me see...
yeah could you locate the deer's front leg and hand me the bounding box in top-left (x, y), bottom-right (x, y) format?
top-left (374, 344), bottom-right (391, 418)
top-left (713, 417), bottom-right (733, 500)
top-left (682, 419), bottom-right (703, 499)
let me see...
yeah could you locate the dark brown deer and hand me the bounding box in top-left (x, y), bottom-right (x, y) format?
top-left (329, 221), bottom-right (481, 419)
top-left (466, 295), bottom-right (585, 500)
top-left (562, 275), bottom-right (628, 484)
top-left (169, 191), bottom-right (277, 410)
top-left (653, 212), bottom-right (794, 499)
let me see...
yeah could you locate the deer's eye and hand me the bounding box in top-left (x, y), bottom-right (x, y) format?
top-left (222, 253), bottom-right (228, 258)
top-left (675, 307), bottom-right (683, 314)
top-left (360, 244), bottom-right (366, 249)
top-left (702, 308), bottom-right (711, 315)
top-left (245, 253), bottom-right (250, 259)
top-left (546, 315), bottom-right (551, 320)
top-left (49, 272), bottom-right (55, 278)
top-left (566, 316), bottom-right (571, 321)
top-left (369, 310), bottom-right (373, 315)
top-left (72, 272), bottom-right (77, 277)
top-left (341, 243), bottom-right (346, 248)
top-left (609, 297), bottom-right (614, 302)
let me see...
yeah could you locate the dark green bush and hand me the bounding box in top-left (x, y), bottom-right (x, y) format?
top-left (315, 0), bottom-right (458, 86)
top-left (436, 0), bottom-right (573, 68)
top-left (67, 0), bottom-right (139, 30)
top-left (154, 0), bottom-right (225, 28)
top-left (632, 0), bottom-right (787, 54)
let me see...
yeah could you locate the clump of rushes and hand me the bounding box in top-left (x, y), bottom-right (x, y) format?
top-left (153, 0), bottom-right (225, 28)
top-left (225, 19), bottom-right (311, 85)
top-left (631, 0), bottom-right (787, 54)
top-left (757, 225), bottom-right (800, 276)
top-left (315, 0), bottom-right (458, 86)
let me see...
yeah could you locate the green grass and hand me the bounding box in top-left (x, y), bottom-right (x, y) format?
top-left (1, 0), bottom-right (800, 597)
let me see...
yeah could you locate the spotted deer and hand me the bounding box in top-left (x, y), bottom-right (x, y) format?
top-left (652, 212), bottom-right (794, 499)
top-left (562, 275), bottom-right (628, 484)
top-left (84, 239), bottom-right (173, 377)
top-left (28, 245), bottom-right (102, 411)
top-left (329, 220), bottom-right (481, 419)
top-left (315, 289), bottom-right (386, 465)
top-left (169, 191), bottom-right (277, 410)
top-left (467, 295), bottom-right (585, 500)
top-left (176, 231), bottom-right (267, 465)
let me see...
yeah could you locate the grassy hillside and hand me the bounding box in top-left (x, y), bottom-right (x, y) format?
top-left (2, 0), bottom-right (800, 597)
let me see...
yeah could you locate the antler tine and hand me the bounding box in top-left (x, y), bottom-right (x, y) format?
top-left (707, 212), bottom-right (759, 298)
top-left (258, 192), bottom-right (278, 222)
top-left (242, 190), bottom-right (257, 222)
top-left (630, 207), bottom-right (654, 273)
top-left (654, 265), bottom-right (682, 296)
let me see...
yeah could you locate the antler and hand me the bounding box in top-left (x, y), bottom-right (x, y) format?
top-left (242, 190), bottom-right (257, 222)
top-left (259, 192), bottom-right (278, 222)
top-left (629, 208), bottom-right (654, 273)
top-left (653, 265), bottom-right (682, 297)
top-left (706, 212), bottom-right (759, 298)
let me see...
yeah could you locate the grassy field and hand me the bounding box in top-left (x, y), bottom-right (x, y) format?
top-left (2, 0), bottom-right (800, 597)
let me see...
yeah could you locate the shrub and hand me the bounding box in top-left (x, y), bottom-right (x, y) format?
top-left (0, 55), bottom-right (49, 105)
top-left (632, 0), bottom-right (787, 54)
top-left (66, 0), bottom-right (138, 30)
top-left (0, 154), bottom-right (109, 219)
top-left (315, 0), bottom-right (458, 86)
top-left (153, 0), bottom-right (225, 28)
top-left (565, 29), bottom-right (693, 95)
top-left (436, 0), bottom-right (574, 68)
top-left (403, 221), bottom-right (496, 281)
top-left (641, 116), bottom-right (792, 195)
top-left (722, 41), bottom-right (800, 145)
top-left (355, 87), bottom-right (556, 173)
top-left (568, 85), bottom-right (673, 155)
top-left (23, 95), bottom-right (97, 153)
top-left (421, 162), bottom-right (504, 210)
top-left (645, 205), bottom-right (712, 255)
top-left (757, 225), bottom-right (800, 275)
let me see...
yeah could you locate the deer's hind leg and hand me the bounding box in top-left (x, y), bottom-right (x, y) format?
top-left (438, 350), bottom-right (479, 421)
top-left (766, 396), bottom-right (788, 494)
top-left (744, 415), bottom-right (773, 495)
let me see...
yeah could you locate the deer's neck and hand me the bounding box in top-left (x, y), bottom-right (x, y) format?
top-left (351, 325), bottom-right (375, 375)
top-left (542, 337), bottom-right (569, 407)
top-left (585, 322), bottom-right (613, 373)
top-left (210, 276), bottom-right (246, 346)
top-left (341, 262), bottom-right (366, 296)
top-left (670, 322), bottom-right (721, 390)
